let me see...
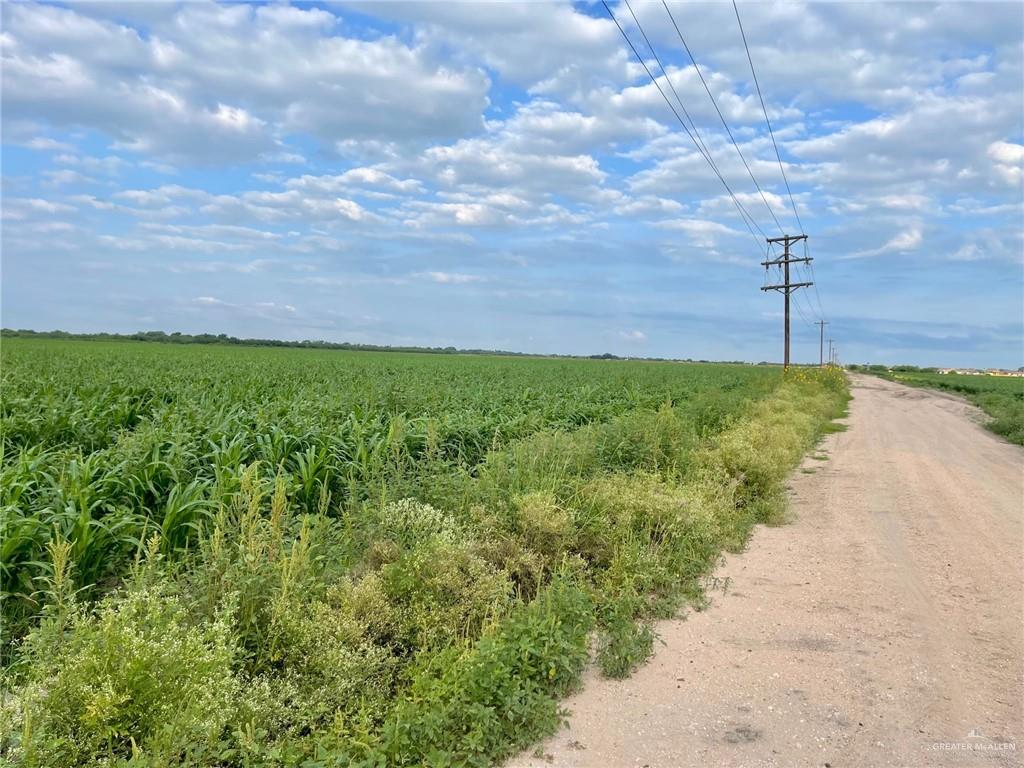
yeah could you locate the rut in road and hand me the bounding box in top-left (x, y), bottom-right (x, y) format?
top-left (510, 373), bottom-right (1023, 768)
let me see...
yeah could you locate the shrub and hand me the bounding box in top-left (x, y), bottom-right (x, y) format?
top-left (379, 540), bottom-right (515, 651)
top-left (373, 498), bottom-right (462, 549)
top-left (252, 592), bottom-right (399, 740)
top-left (353, 578), bottom-right (594, 767)
top-left (579, 472), bottom-right (692, 542)
top-left (597, 606), bottom-right (655, 679)
top-left (10, 586), bottom-right (238, 767)
top-left (514, 491), bottom-right (572, 560)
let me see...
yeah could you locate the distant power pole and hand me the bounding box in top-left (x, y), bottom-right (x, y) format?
top-left (761, 234), bottom-right (811, 369)
top-left (816, 320), bottom-right (829, 368)
top-left (828, 338), bottom-right (834, 366)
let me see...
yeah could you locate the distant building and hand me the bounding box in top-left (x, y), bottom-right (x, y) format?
top-left (938, 367), bottom-right (1024, 377)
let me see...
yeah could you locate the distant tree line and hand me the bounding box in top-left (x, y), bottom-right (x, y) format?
top-left (0, 328), bottom-right (540, 357)
top-left (847, 364), bottom-right (940, 373)
top-left (1, 328), bottom-right (735, 365)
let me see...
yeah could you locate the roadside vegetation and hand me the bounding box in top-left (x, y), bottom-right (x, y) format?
top-left (1, 339), bottom-right (848, 766)
top-left (852, 365), bottom-right (1024, 445)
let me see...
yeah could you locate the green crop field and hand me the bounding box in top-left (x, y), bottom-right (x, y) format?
top-left (878, 369), bottom-right (1024, 445)
top-left (0, 338), bottom-right (847, 767)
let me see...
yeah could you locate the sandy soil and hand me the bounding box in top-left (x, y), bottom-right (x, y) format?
top-left (509, 374), bottom-right (1023, 768)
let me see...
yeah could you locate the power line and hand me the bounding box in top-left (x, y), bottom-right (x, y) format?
top-left (793, 287), bottom-right (817, 328)
top-left (785, 238), bottom-right (822, 322)
top-left (619, 0), bottom-right (763, 240)
top-left (660, 0), bottom-right (784, 235)
top-left (783, 255), bottom-right (816, 328)
top-left (601, 0), bottom-right (767, 248)
top-left (604, 0), bottom-right (823, 356)
top-left (732, 0), bottom-right (804, 235)
top-left (804, 240), bottom-right (826, 321)
top-left (791, 248), bottom-right (820, 322)
top-left (772, 240), bottom-right (816, 325)
top-left (768, 245), bottom-right (816, 328)
top-left (609, 0), bottom-right (766, 244)
top-left (729, 0), bottom-right (827, 329)
top-left (621, 0), bottom-right (718, 181)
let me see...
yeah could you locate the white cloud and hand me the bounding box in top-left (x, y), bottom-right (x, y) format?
top-left (114, 185), bottom-right (209, 205)
top-left (1, 2), bottom-right (490, 165)
top-left (356, 2), bottom-right (629, 96)
top-left (55, 153), bottom-right (127, 175)
top-left (618, 329), bottom-right (647, 342)
top-left (193, 296), bottom-right (226, 306)
top-left (5, 198), bottom-right (77, 215)
top-left (951, 243), bottom-right (983, 262)
top-left (23, 136), bottom-right (75, 151)
top-left (490, 99), bottom-right (665, 155)
top-left (286, 169), bottom-right (423, 197)
top-left (420, 271), bottom-right (485, 285)
top-left (656, 218), bottom-right (742, 247)
top-left (613, 196), bottom-right (683, 218)
top-left (988, 140), bottom-right (1024, 185)
top-left (329, 199), bottom-right (367, 222)
top-left (188, 295), bottom-right (301, 321)
top-left (846, 226), bottom-right (924, 259)
top-left (43, 169), bottom-right (95, 186)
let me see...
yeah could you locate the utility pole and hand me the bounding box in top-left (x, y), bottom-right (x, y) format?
top-left (761, 234), bottom-right (811, 369)
top-left (828, 338), bottom-right (834, 366)
top-left (815, 320), bottom-right (829, 368)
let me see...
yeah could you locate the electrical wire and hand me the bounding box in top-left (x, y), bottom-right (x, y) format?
top-left (606, 0), bottom-right (823, 338)
top-left (732, 0), bottom-right (804, 235)
top-left (621, 0), bottom-right (718, 182)
top-left (601, 0), bottom-right (767, 249)
top-left (804, 240), bottom-right (826, 321)
top-left (661, 0), bottom-right (784, 235)
top-left (729, 0), bottom-right (826, 324)
top-left (793, 287), bottom-right (817, 328)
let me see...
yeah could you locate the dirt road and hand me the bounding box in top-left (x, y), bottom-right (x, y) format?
top-left (511, 374), bottom-right (1023, 768)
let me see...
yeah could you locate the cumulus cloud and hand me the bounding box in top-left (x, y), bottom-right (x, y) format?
top-left (286, 169), bottom-right (423, 197)
top-left (656, 218), bottom-right (744, 247)
top-left (988, 140), bottom-right (1024, 185)
top-left (1, 2), bottom-right (490, 165)
top-left (846, 226), bottom-right (924, 259)
top-left (618, 329), bottom-right (647, 342)
top-left (23, 136), bottom-right (75, 151)
top-left (419, 271), bottom-right (485, 284)
top-left (352, 1), bottom-right (630, 96)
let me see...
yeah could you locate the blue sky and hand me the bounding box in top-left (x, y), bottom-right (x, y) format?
top-left (2, 1), bottom-right (1022, 367)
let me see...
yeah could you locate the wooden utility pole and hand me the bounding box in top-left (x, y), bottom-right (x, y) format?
top-left (828, 338), bottom-right (834, 366)
top-left (761, 234), bottom-right (811, 369)
top-left (815, 320), bottom-right (828, 367)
